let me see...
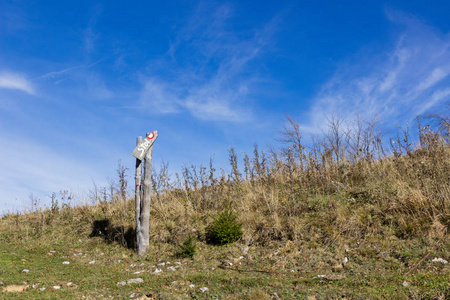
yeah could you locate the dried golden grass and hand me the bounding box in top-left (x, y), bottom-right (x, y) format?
top-left (2, 118), bottom-right (449, 252)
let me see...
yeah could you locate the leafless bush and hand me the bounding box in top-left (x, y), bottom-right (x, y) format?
top-left (420, 102), bottom-right (450, 140)
top-left (345, 113), bottom-right (385, 162)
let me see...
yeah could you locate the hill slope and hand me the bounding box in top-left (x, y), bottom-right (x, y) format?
top-left (1, 122), bottom-right (449, 299)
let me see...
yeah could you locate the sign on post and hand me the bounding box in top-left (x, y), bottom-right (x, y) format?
top-left (132, 131), bottom-right (158, 160)
top-left (133, 131), bottom-right (158, 256)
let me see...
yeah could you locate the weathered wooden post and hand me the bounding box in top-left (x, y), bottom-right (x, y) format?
top-left (132, 131), bottom-right (158, 255)
top-left (134, 136), bottom-right (143, 250)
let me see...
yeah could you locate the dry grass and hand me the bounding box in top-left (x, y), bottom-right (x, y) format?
top-left (2, 117), bottom-right (449, 246)
top-left (1, 114), bottom-right (449, 298)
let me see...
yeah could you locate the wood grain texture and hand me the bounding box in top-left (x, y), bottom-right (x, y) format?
top-left (134, 136), bottom-right (142, 252)
top-left (137, 131), bottom-right (158, 255)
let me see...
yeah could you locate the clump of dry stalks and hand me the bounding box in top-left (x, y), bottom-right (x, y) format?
top-left (2, 111), bottom-right (449, 250)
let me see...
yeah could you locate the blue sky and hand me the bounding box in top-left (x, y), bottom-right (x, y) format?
top-left (1, 1), bottom-right (450, 214)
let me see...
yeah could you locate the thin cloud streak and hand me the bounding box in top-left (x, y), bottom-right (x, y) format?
top-left (37, 66), bottom-right (82, 81)
top-left (0, 72), bottom-right (35, 94)
top-left (305, 12), bottom-right (450, 133)
top-left (35, 59), bottom-right (113, 100)
top-left (37, 58), bottom-right (107, 81)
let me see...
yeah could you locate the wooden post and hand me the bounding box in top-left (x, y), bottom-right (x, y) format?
top-left (133, 131), bottom-right (158, 256)
top-left (134, 136), bottom-right (143, 251)
top-left (140, 132), bottom-right (154, 255)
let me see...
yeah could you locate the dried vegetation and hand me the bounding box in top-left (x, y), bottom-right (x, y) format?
top-left (1, 110), bottom-right (449, 298)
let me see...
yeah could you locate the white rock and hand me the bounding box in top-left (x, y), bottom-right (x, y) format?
top-left (154, 268), bottom-right (162, 274)
top-left (342, 257), bottom-right (348, 267)
top-left (67, 282), bottom-right (73, 287)
top-left (130, 264), bottom-right (136, 267)
top-left (22, 269), bottom-right (30, 273)
top-left (157, 262), bottom-right (165, 266)
top-left (21, 259), bottom-right (26, 261)
top-left (317, 275), bottom-right (326, 278)
top-left (175, 262), bottom-right (181, 265)
top-left (39, 287), bottom-right (46, 291)
top-left (200, 287), bottom-right (209, 292)
top-left (53, 286), bottom-right (61, 290)
top-left (62, 261), bottom-right (70, 265)
top-left (133, 271), bottom-right (141, 274)
top-left (127, 278), bottom-right (144, 284)
top-left (189, 284), bottom-right (195, 288)
top-left (117, 281), bottom-right (126, 286)
top-left (432, 258), bottom-right (448, 264)
top-left (402, 281), bottom-right (409, 287)
top-left (89, 261), bottom-right (96, 264)
top-left (167, 266), bottom-right (177, 271)
top-left (129, 293), bottom-right (136, 298)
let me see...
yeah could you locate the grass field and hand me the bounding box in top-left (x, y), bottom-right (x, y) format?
top-left (0, 216), bottom-right (448, 299)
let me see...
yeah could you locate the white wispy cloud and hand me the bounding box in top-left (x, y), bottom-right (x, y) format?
top-left (184, 93), bottom-right (245, 122)
top-left (304, 11), bottom-right (450, 133)
top-left (138, 3), bottom-right (279, 122)
top-left (0, 72), bottom-right (35, 94)
top-left (139, 78), bottom-right (181, 113)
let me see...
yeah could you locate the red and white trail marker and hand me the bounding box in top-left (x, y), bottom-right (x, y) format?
top-left (132, 130), bottom-right (158, 160)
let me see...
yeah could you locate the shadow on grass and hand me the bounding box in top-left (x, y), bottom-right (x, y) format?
top-left (89, 219), bottom-right (136, 249)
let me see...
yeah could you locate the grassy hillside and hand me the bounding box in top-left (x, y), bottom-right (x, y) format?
top-left (1, 116), bottom-right (449, 299)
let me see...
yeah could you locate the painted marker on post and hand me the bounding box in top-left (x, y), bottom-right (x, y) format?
top-left (131, 131), bottom-right (158, 160)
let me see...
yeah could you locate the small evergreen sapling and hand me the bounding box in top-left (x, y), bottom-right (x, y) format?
top-left (176, 236), bottom-right (196, 259)
top-left (206, 210), bottom-right (242, 245)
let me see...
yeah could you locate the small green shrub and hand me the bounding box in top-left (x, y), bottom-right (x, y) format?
top-left (206, 210), bottom-right (242, 245)
top-left (176, 236), bottom-right (196, 258)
